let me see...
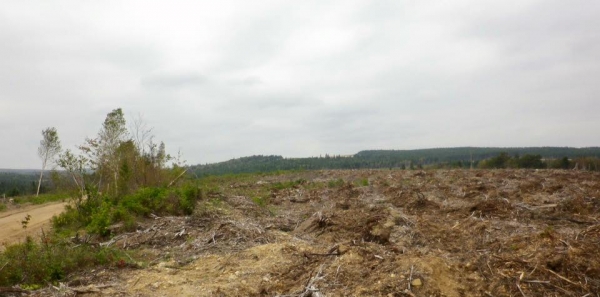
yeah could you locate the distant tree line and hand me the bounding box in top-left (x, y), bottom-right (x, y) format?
top-left (478, 152), bottom-right (600, 170)
top-left (189, 147), bottom-right (600, 176)
top-left (0, 171), bottom-right (55, 198)
top-left (478, 153), bottom-right (550, 169)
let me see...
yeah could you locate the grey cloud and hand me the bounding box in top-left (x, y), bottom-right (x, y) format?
top-left (141, 72), bottom-right (207, 89)
top-left (229, 76), bottom-right (263, 86)
top-left (214, 12), bottom-right (292, 72)
top-left (1, 0), bottom-right (599, 168)
top-left (226, 94), bottom-right (320, 110)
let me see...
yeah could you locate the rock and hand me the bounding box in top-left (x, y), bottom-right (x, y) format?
top-left (411, 278), bottom-right (422, 287)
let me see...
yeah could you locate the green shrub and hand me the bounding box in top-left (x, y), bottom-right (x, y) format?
top-left (271, 179), bottom-right (306, 190)
top-left (52, 204), bottom-right (87, 232)
top-left (178, 184), bottom-right (200, 215)
top-left (0, 236), bottom-right (125, 286)
top-left (252, 196), bottom-right (268, 208)
top-left (51, 183), bottom-right (201, 238)
top-left (356, 178), bottom-right (369, 187)
top-left (54, 185), bottom-right (200, 236)
top-left (328, 178), bottom-right (345, 188)
top-left (86, 200), bottom-right (114, 236)
top-left (120, 187), bottom-right (160, 216)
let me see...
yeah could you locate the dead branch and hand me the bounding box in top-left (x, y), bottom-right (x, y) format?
top-left (304, 245), bottom-right (340, 257)
top-left (71, 284), bottom-right (114, 294)
top-left (522, 280), bottom-right (550, 284)
top-left (167, 169), bottom-right (188, 188)
top-left (516, 273), bottom-right (527, 297)
top-left (408, 264), bottom-right (414, 291)
top-left (276, 265), bottom-right (326, 297)
top-left (545, 268), bottom-right (580, 287)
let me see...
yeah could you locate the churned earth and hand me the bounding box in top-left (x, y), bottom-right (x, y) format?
top-left (26, 169), bottom-right (600, 296)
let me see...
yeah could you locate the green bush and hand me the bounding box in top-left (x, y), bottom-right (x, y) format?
top-left (356, 178), bottom-right (369, 187)
top-left (54, 185), bottom-right (200, 236)
top-left (86, 200), bottom-right (114, 236)
top-left (271, 179), bottom-right (306, 190)
top-left (178, 184), bottom-right (200, 215)
top-left (252, 196), bottom-right (269, 208)
top-left (516, 154), bottom-right (545, 169)
top-left (480, 152), bottom-right (511, 168)
top-left (0, 236), bottom-right (124, 286)
top-left (52, 204), bottom-right (81, 231)
top-left (120, 187), bottom-right (161, 216)
top-left (328, 178), bottom-right (345, 188)
top-left (548, 157), bottom-right (571, 169)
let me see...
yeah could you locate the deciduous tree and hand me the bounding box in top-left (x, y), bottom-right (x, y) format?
top-left (37, 127), bottom-right (61, 196)
top-left (57, 149), bottom-right (88, 207)
top-left (80, 108), bottom-right (129, 196)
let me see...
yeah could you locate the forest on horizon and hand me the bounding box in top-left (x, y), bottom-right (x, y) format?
top-left (189, 146), bottom-right (600, 176)
top-left (3, 146), bottom-right (600, 197)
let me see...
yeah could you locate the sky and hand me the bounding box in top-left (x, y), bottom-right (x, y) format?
top-left (1, 0), bottom-right (599, 169)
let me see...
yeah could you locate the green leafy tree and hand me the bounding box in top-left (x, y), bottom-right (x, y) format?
top-left (37, 127), bottom-right (61, 196)
top-left (560, 157), bottom-right (570, 169)
top-left (57, 149), bottom-right (88, 208)
top-left (73, 108), bottom-right (178, 198)
top-left (80, 108), bottom-right (129, 196)
top-left (516, 154), bottom-right (545, 169)
top-left (479, 152), bottom-right (511, 169)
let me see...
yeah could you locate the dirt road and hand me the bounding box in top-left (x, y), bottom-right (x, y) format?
top-left (0, 202), bottom-right (67, 247)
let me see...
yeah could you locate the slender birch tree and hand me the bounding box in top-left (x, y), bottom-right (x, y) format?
top-left (57, 149), bottom-right (88, 206)
top-left (80, 108), bottom-right (129, 196)
top-left (37, 127), bottom-right (61, 196)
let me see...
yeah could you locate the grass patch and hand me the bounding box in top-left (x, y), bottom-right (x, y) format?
top-left (355, 178), bottom-right (369, 187)
top-left (252, 196), bottom-right (269, 208)
top-left (271, 179), bottom-right (307, 190)
top-left (29, 193), bottom-right (70, 205)
top-left (11, 193), bottom-right (70, 206)
top-left (328, 178), bottom-right (345, 188)
top-left (195, 198), bottom-right (228, 218)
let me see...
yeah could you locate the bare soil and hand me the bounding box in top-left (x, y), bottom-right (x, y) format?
top-left (32, 170), bottom-right (600, 296)
top-left (0, 201), bottom-right (67, 249)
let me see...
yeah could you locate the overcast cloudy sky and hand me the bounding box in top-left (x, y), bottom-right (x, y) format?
top-left (1, 0), bottom-right (599, 169)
